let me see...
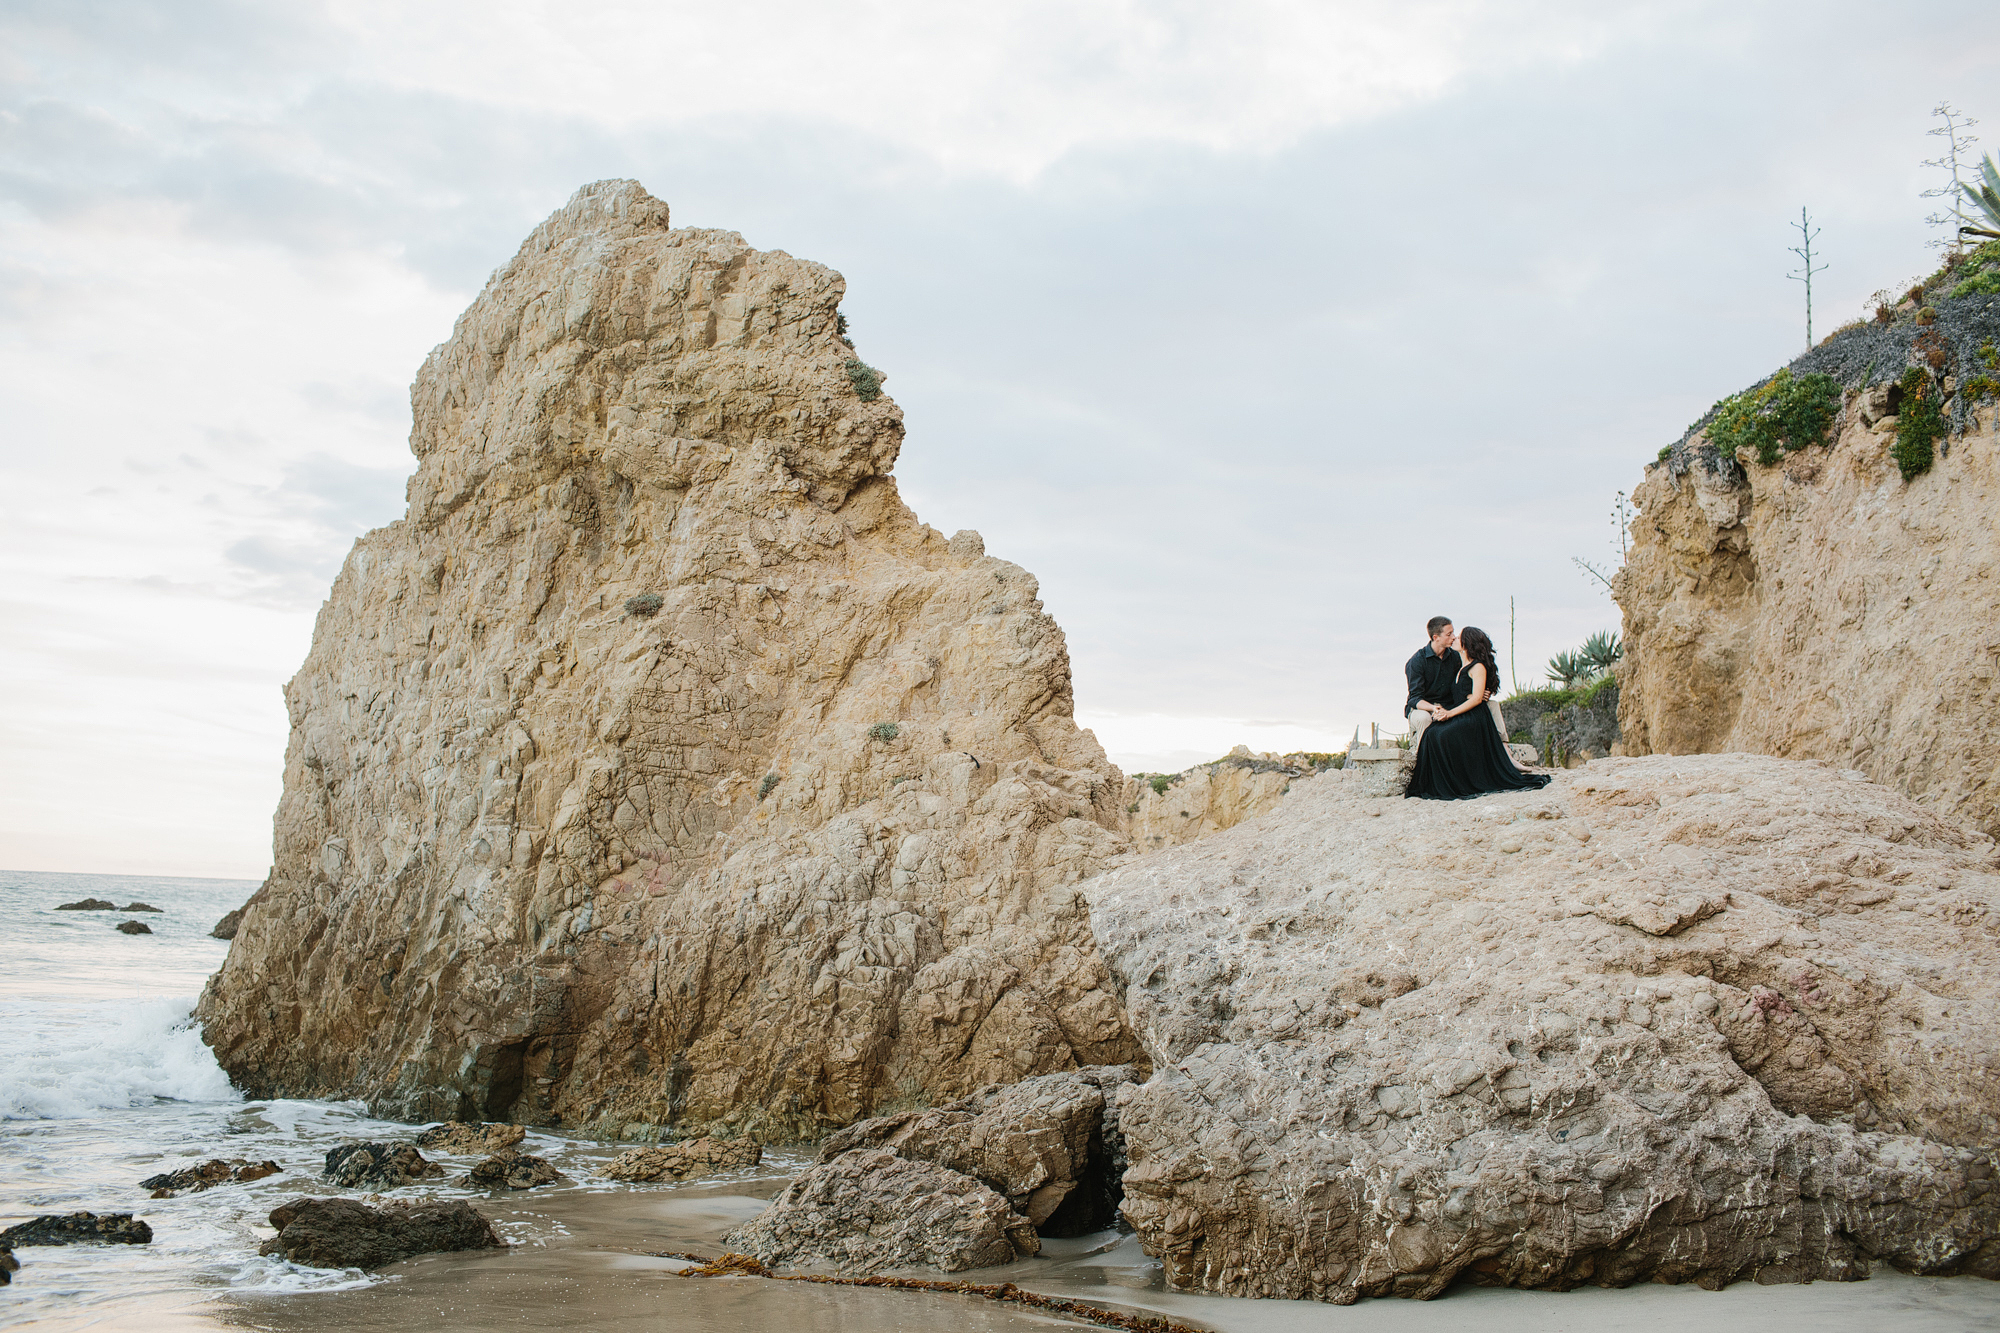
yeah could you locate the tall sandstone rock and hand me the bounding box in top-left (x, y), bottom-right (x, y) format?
top-left (1617, 375), bottom-right (2000, 834)
top-left (196, 181), bottom-right (1143, 1138)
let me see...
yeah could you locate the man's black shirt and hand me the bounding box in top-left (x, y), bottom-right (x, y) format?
top-left (1405, 644), bottom-right (1463, 715)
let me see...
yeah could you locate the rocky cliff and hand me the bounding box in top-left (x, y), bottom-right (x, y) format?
top-left (196, 181), bottom-right (1144, 1139)
top-left (1086, 752), bottom-right (2000, 1300)
top-left (1617, 280), bottom-right (2000, 834)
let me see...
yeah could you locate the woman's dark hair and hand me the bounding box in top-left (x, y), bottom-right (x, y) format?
top-left (1460, 627), bottom-right (1500, 692)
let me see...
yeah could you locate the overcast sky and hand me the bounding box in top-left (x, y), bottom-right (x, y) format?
top-left (3, 0), bottom-right (1996, 877)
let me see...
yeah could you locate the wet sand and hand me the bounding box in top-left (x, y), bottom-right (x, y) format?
top-left (59, 1174), bottom-right (1999, 1333)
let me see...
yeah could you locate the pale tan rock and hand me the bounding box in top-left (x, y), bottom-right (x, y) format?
top-left (599, 1136), bottom-right (761, 1181)
top-left (1084, 753), bottom-right (2000, 1302)
top-left (1121, 752), bottom-right (1333, 852)
top-left (195, 180), bottom-right (1142, 1139)
top-left (1617, 404), bottom-right (2000, 835)
top-left (723, 1148), bottom-right (1039, 1272)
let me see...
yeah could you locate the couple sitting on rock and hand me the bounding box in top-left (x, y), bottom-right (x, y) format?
top-left (1402, 615), bottom-right (1551, 801)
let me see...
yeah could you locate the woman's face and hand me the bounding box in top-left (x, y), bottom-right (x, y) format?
top-left (1452, 629), bottom-right (1464, 653)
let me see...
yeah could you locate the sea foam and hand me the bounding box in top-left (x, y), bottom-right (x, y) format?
top-left (0, 993), bottom-right (240, 1119)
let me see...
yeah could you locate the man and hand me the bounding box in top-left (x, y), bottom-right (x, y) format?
top-left (1404, 617), bottom-right (1460, 747)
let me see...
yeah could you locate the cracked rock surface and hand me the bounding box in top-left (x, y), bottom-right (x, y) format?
top-left (600, 1136), bottom-right (761, 1181)
top-left (195, 179), bottom-right (1142, 1139)
top-left (1083, 753), bottom-right (2000, 1301)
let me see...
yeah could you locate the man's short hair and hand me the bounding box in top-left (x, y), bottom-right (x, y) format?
top-left (1426, 616), bottom-right (1453, 638)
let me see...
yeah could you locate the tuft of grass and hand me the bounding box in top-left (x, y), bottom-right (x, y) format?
top-left (844, 359), bottom-right (885, 402)
top-left (757, 774), bottom-right (780, 801)
top-left (867, 721), bottom-right (900, 744)
top-left (1948, 240), bottom-right (2000, 300)
top-left (1148, 775), bottom-right (1171, 796)
top-left (624, 592), bottom-right (664, 617)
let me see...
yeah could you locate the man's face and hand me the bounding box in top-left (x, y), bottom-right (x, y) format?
top-left (1430, 625), bottom-right (1454, 654)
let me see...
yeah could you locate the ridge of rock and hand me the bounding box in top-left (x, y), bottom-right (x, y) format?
top-left (196, 180), bottom-right (1142, 1138)
top-left (1085, 753), bottom-right (2000, 1300)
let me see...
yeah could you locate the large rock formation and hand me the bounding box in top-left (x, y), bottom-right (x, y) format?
top-left (197, 181), bottom-right (1141, 1139)
top-left (1617, 295), bottom-right (2000, 834)
top-left (1085, 753), bottom-right (2000, 1301)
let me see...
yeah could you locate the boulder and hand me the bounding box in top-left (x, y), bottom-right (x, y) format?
top-left (415, 1122), bottom-right (527, 1155)
top-left (115, 921), bottom-right (152, 935)
top-left (259, 1197), bottom-right (503, 1270)
top-left (210, 908), bottom-right (243, 940)
top-left (723, 1149), bottom-right (1038, 1272)
top-left (1084, 754), bottom-right (2000, 1302)
top-left (323, 1142), bottom-right (445, 1189)
top-left (140, 1158), bottom-right (281, 1198)
top-left (1, 1213), bottom-right (152, 1246)
top-left (464, 1148), bottom-right (565, 1190)
top-left (814, 1065), bottom-right (1134, 1233)
top-left (54, 898), bottom-right (116, 911)
top-left (195, 179), bottom-right (1142, 1139)
top-left (600, 1136), bottom-right (761, 1182)
top-left (120, 902), bottom-right (163, 912)
top-left (0, 1245), bottom-right (14, 1284)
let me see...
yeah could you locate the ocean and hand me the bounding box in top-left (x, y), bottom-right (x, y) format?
top-left (5, 867), bottom-right (1998, 1332)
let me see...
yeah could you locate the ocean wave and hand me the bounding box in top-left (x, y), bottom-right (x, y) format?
top-left (0, 994), bottom-right (240, 1119)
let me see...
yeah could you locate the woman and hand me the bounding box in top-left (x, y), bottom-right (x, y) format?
top-left (1404, 626), bottom-right (1552, 801)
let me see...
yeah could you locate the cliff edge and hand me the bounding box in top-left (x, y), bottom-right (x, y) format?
top-left (196, 181), bottom-right (1143, 1138)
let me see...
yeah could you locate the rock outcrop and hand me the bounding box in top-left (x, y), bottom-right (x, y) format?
top-left (196, 180), bottom-right (1142, 1139)
top-left (724, 1149), bottom-right (1039, 1272)
top-left (415, 1122), bottom-right (526, 1155)
top-left (724, 1065), bottom-right (1130, 1272)
top-left (54, 898), bottom-right (115, 911)
top-left (323, 1143), bottom-right (445, 1189)
top-left (115, 920), bottom-right (152, 935)
top-left (0, 1246), bottom-right (14, 1284)
top-left (1617, 308), bottom-right (2000, 835)
top-left (1, 1214), bottom-right (152, 1246)
top-left (260, 1197), bottom-right (503, 1270)
top-left (140, 1159), bottom-right (280, 1198)
top-left (599, 1136), bottom-right (762, 1181)
top-left (1121, 751), bottom-right (1333, 854)
top-left (464, 1148), bottom-right (565, 1189)
top-left (1084, 753), bottom-right (2000, 1301)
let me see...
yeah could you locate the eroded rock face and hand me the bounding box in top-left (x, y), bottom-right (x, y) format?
top-left (599, 1136), bottom-right (761, 1181)
top-left (1084, 754), bottom-right (2000, 1302)
top-left (1618, 399), bottom-right (2000, 835)
top-left (260, 1197), bottom-right (503, 1270)
top-left (196, 180), bottom-right (1141, 1138)
top-left (323, 1143), bottom-right (445, 1189)
top-left (723, 1149), bottom-right (1038, 1272)
top-left (1121, 754), bottom-right (1330, 854)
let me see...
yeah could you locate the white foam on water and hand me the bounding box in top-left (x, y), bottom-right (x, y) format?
top-left (0, 994), bottom-right (239, 1120)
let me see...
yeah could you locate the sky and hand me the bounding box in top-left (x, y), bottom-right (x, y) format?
top-left (2, 1), bottom-right (1996, 877)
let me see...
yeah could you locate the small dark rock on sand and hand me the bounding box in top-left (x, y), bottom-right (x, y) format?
top-left (1, 1213), bottom-right (153, 1246)
top-left (464, 1148), bottom-right (565, 1190)
top-left (141, 1159), bottom-right (282, 1198)
top-left (414, 1121), bottom-right (526, 1155)
top-left (54, 898), bottom-right (117, 911)
top-left (115, 920), bottom-right (153, 935)
top-left (121, 902), bottom-right (163, 912)
top-left (259, 1197), bottom-right (503, 1270)
top-left (324, 1142), bottom-right (445, 1189)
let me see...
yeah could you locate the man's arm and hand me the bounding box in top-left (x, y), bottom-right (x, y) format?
top-left (1405, 651), bottom-right (1428, 715)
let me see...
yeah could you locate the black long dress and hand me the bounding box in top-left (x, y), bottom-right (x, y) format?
top-left (1405, 665), bottom-right (1552, 801)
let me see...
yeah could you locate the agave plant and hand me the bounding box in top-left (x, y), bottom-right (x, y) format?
top-left (1579, 628), bottom-right (1623, 674)
top-left (1963, 153), bottom-right (2000, 240)
top-left (1547, 649), bottom-right (1595, 691)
